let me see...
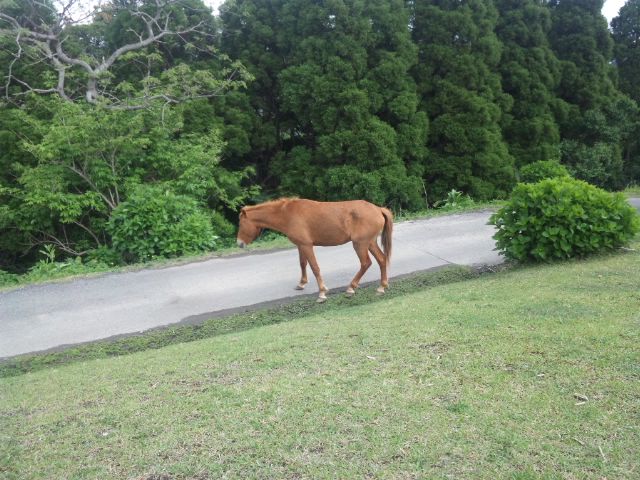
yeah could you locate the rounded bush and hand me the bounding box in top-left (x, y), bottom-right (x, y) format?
top-left (108, 186), bottom-right (218, 262)
top-left (490, 177), bottom-right (639, 262)
top-left (519, 160), bottom-right (570, 184)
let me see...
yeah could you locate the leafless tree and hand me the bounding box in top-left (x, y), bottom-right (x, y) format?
top-left (0, 0), bottom-right (240, 108)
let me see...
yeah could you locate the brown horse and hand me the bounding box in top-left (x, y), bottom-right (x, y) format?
top-left (237, 198), bottom-right (393, 302)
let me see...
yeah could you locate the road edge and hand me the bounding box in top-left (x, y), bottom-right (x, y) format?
top-left (0, 263), bottom-right (502, 377)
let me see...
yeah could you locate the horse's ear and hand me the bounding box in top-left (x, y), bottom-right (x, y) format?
top-left (240, 207), bottom-right (247, 218)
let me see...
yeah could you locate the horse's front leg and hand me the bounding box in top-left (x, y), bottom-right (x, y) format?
top-left (299, 244), bottom-right (328, 302)
top-left (295, 247), bottom-right (308, 290)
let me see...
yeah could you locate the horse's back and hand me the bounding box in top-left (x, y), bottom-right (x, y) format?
top-left (286, 199), bottom-right (385, 245)
top-left (291, 199), bottom-right (382, 223)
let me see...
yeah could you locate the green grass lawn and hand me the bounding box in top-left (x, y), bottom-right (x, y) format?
top-left (2, 247), bottom-right (639, 479)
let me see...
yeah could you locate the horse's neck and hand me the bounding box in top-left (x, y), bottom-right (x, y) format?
top-left (250, 201), bottom-right (290, 233)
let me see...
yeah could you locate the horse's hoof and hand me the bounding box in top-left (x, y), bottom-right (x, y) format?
top-left (345, 287), bottom-right (355, 297)
top-left (295, 284), bottom-right (306, 290)
top-left (376, 287), bottom-right (386, 295)
top-left (316, 295), bottom-right (327, 303)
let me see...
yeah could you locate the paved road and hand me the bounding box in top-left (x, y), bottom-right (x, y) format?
top-left (0, 211), bottom-right (502, 358)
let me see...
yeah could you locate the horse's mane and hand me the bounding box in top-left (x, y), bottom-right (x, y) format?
top-left (244, 197), bottom-right (298, 211)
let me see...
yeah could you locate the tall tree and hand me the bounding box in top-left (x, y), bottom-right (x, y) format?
top-left (218, 0), bottom-right (294, 188)
top-left (548, 0), bottom-right (630, 189)
top-left (410, 0), bottom-right (515, 201)
top-left (220, 0), bottom-right (426, 209)
top-left (494, 0), bottom-right (563, 169)
top-left (612, 0), bottom-right (640, 184)
top-left (0, 0), bottom-right (247, 108)
top-left (612, 0), bottom-right (640, 104)
top-left (548, 0), bottom-right (615, 112)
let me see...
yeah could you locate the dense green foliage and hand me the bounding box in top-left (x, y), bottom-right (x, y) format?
top-left (0, 97), bottom-right (253, 270)
top-left (411, 0), bottom-right (515, 200)
top-left (548, 0), bottom-right (636, 190)
top-left (612, 0), bottom-right (640, 105)
top-left (494, 0), bottom-right (562, 167)
top-left (612, 0), bottom-right (640, 182)
top-left (519, 160), bottom-right (570, 183)
top-left (108, 186), bottom-right (219, 262)
top-left (1, 0), bottom-right (640, 273)
top-left (491, 178), bottom-right (640, 262)
top-left (220, 0), bottom-right (426, 209)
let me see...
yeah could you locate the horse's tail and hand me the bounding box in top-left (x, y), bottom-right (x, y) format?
top-left (380, 207), bottom-right (393, 264)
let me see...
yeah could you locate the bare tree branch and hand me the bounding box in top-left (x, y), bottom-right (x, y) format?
top-left (1, 0), bottom-right (224, 106)
top-left (32, 230), bottom-right (88, 257)
top-left (4, 29), bottom-right (23, 99)
top-left (72, 220), bottom-right (102, 247)
top-left (8, 76), bottom-right (58, 96)
top-left (65, 163), bottom-right (117, 211)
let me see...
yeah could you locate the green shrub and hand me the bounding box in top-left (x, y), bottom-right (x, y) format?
top-left (22, 257), bottom-right (111, 283)
top-left (0, 269), bottom-right (19, 287)
top-left (519, 160), bottom-right (571, 184)
top-left (433, 189), bottom-right (475, 210)
top-left (0, 247), bottom-right (114, 288)
top-left (210, 210), bottom-right (235, 239)
top-left (108, 186), bottom-right (218, 262)
top-left (490, 177), bottom-right (640, 262)
top-left (85, 246), bottom-right (122, 266)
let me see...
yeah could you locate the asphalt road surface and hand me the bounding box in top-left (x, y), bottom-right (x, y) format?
top-left (1, 211), bottom-right (502, 358)
top-left (3, 199), bottom-right (640, 359)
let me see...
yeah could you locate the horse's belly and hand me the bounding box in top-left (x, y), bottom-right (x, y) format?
top-left (308, 225), bottom-right (351, 246)
top-left (314, 237), bottom-right (350, 247)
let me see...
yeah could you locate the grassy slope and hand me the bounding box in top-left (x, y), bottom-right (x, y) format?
top-left (1, 248), bottom-right (639, 479)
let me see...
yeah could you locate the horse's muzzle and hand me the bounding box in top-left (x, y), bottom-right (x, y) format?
top-left (237, 239), bottom-right (246, 249)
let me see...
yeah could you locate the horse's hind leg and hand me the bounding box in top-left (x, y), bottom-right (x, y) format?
top-left (346, 241), bottom-right (373, 296)
top-left (295, 247), bottom-right (308, 290)
top-left (299, 244), bottom-right (328, 302)
top-left (369, 240), bottom-right (388, 294)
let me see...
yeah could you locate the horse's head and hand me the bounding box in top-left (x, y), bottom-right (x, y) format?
top-left (237, 207), bottom-right (261, 248)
